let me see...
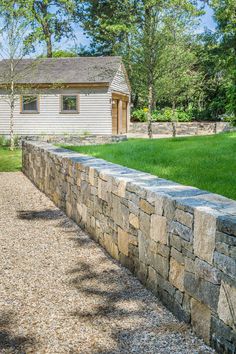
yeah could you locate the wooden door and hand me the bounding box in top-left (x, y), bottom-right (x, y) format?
top-left (122, 101), bottom-right (127, 133)
top-left (112, 99), bottom-right (118, 134)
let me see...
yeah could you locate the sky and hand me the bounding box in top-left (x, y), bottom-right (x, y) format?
top-left (198, 3), bottom-right (216, 32)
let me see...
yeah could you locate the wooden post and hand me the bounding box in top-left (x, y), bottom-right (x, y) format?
top-left (118, 99), bottom-right (123, 134)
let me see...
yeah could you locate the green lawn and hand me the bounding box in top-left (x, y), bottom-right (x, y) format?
top-left (63, 132), bottom-right (236, 201)
top-left (0, 147), bottom-right (22, 172)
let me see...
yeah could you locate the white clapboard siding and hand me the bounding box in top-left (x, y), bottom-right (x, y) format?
top-left (0, 88), bottom-right (112, 135)
top-left (110, 65), bottom-right (130, 94)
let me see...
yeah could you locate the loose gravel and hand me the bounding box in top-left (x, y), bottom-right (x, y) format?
top-left (0, 172), bottom-right (215, 354)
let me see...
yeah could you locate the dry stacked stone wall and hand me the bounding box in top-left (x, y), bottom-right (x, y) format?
top-left (23, 141), bottom-right (236, 353)
top-left (19, 134), bottom-right (127, 146)
top-left (129, 121), bottom-right (233, 135)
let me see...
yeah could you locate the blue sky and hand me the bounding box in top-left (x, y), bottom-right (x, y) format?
top-left (55, 2), bottom-right (217, 53)
top-left (199, 3), bottom-right (216, 32)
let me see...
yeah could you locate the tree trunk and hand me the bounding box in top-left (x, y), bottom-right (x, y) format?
top-left (148, 84), bottom-right (153, 139)
top-left (172, 102), bottom-right (177, 137)
top-left (46, 35), bottom-right (52, 58)
top-left (9, 81), bottom-right (14, 151)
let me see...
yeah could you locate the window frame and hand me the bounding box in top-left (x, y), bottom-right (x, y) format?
top-left (20, 95), bottom-right (40, 114)
top-left (60, 94), bottom-right (80, 114)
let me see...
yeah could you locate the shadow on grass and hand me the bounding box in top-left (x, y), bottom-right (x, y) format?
top-left (0, 311), bottom-right (36, 352)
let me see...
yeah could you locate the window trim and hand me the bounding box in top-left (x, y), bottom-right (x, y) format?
top-left (20, 95), bottom-right (40, 114)
top-left (60, 94), bottom-right (80, 114)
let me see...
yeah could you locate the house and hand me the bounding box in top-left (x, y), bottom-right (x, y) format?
top-left (0, 57), bottom-right (130, 136)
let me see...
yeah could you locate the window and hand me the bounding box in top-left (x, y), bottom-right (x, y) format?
top-left (61, 95), bottom-right (79, 113)
top-left (21, 95), bottom-right (39, 113)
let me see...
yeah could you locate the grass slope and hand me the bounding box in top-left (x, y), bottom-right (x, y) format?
top-left (0, 148), bottom-right (22, 172)
top-left (64, 132), bottom-right (236, 200)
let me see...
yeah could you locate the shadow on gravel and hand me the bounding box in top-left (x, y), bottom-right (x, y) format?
top-left (66, 234), bottom-right (195, 354)
top-left (17, 209), bottom-right (64, 220)
top-left (0, 311), bottom-right (36, 353)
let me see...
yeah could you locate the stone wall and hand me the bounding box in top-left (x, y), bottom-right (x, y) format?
top-left (129, 121), bottom-right (233, 136)
top-left (22, 141), bottom-right (236, 353)
top-left (18, 134), bottom-right (127, 147)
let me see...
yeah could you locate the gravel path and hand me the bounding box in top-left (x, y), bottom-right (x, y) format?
top-left (0, 172), bottom-right (214, 354)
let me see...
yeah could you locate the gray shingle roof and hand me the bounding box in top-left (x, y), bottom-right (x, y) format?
top-left (0, 56), bottom-right (122, 85)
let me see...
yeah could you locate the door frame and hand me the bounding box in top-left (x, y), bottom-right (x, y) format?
top-left (111, 92), bottom-right (129, 135)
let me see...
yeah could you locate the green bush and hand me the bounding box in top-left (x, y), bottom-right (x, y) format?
top-left (175, 109), bottom-right (192, 122)
top-left (152, 110), bottom-right (169, 122)
top-left (221, 114), bottom-right (236, 126)
top-left (0, 135), bottom-right (20, 147)
top-left (152, 108), bottom-right (192, 122)
top-left (0, 135), bottom-right (7, 147)
top-left (131, 108), bottom-right (148, 122)
top-left (132, 107), bottom-right (192, 122)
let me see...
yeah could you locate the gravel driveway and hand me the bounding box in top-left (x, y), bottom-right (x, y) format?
top-left (0, 172), bottom-right (214, 354)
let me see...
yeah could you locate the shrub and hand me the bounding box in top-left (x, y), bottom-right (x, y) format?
top-left (175, 109), bottom-right (192, 122)
top-left (132, 107), bottom-right (192, 122)
top-left (152, 110), bottom-right (169, 122)
top-left (0, 135), bottom-right (7, 147)
top-left (131, 108), bottom-right (148, 122)
top-left (152, 108), bottom-right (192, 122)
top-left (220, 114), bottom-right (236, 126)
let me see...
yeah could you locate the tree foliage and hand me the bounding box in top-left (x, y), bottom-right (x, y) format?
top-left (18, 0), bottom-right (78, 57)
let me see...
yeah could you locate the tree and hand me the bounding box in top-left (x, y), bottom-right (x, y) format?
top-left (210, 0), bottom-right (236, 116)
top-left (39, 49), bottom-right (78, 57)
top-left (19, 0), bottom-right (78, 57)
top-left (0, 1), bottom-right (34, 150)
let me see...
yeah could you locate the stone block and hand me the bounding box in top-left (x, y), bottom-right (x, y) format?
top-left (117, 179), bottom-right (127, 197)
top-left (150, 214), bottom-right (167, 244)
top-left (217, 215), bottom-right (236, 237)
top-left (195, 258), bottom-right (221, 284)
top-left (171, 247), bottom-right (184, 265)
top-left (111, 195), bottom-right (129, 230)
top-left (168, 221), bottom-right (192, 242)
top-left (128, 200), bottom-right (140, 216)
top-left (185, 257), bottom-right (195, 274)
top-left (118, 227), bottom-right (129, 256)
top-left (137, 262), bottom-right (148, 284)
top-left (169, 258), bottom-right (185, 291)
top-left (175, 209), bottom-right (193, 228)
top-left (150, 252), bottom-right (169, 279)
top-left (214, 252), bottom-right (236, 280)
top-left (103, 233), bottom-right (119, 261)
top-left (157, 243), bottom-right (170, 258)
top-left (129, 234), bottom-right (138, 246)
top-left (218, 281), bottom-right (236, 328)
top-left (119, 253), bottom-right (134, 272)
top-left (153, 195), bottom-right (165, 216)
top-left (163, 197), bottom-right (176, 219)
top-left (139, 199), bottom-right (155, 215)
top-left (184, 271), bottom-right (220, 311)
top-left (129, 213), bottom-right (139, 229)
top-left (211, 316), bottom-right (236, 353)
top-left (216, 231), bottom-right (236, 247)
top-left (170, 234), bottom-right (182, 251)
top-left (89, 167), bottom-right (95, 186)
top-left (191, 298), bottom-right (211, 344)
top-left (193, 208), bottom-right (217, 264)
top-left (138, 232), bottom-right (149, 264)
top-left (139, 211), bottom-right (150, 238)
top-left (216, 241), bottom-right (230, 256)
top-left (147, 266), bottom-right (158, 292)
top-left (175, 290), bottom-right (184, 305)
